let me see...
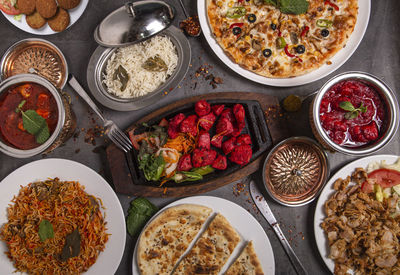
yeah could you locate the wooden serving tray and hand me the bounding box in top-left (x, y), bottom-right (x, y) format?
top-left (106, 92), bottom-right (288, 197)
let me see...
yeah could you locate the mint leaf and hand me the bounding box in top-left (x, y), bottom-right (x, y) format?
top-left (264, 0), bottom-right (278, 6)
top-left (36, 125), bottom-right (50, 144)
top-left (344, 111), bottom-right (358, 120)
top-left (18, 106), bottom-right (51, 144)
top-left (38, 219), bottom-right (54, 242)
top-left (339, 101), bottom-right (355, 112)
top-left (278, 0), bottom-right (309, 15)
top-left (359, 102), bottom-right (367, 113)
top-left (15, 100), bottom-right (26, 113)
top-left (21, 110), bottom-right (46, 135)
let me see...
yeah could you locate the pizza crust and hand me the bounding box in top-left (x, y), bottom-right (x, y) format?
top-left (225, 241), bottom-right (264, 275)
top-left (137, 204), bottom-right (212, 275)
top-left (173, 213), bottom-right (241, 274)
top-left (207, 0), bottom-right (358, 78)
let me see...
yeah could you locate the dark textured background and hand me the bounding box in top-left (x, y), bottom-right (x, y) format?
top-left (0, 1), bottom-right (399, 274)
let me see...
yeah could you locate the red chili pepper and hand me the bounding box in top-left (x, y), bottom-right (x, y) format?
top-left (238, 0), bottom-right (244, 2)
top-left (300, 26), bottom-right (309, 37)
top-left (230, 23), bottom-right (244, 29)
top-left (324, 0), bottom-right (339, 11)
top-left (278, 30), bottom-right (282, 37)
top-left (284, 45), bottom-right (295, 58)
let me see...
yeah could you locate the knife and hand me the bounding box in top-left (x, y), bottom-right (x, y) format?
top-left (250, 180), bottom-right (308, 275)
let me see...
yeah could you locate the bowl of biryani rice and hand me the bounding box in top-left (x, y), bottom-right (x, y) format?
top-left (0, 177), bottom-right (109, 274)
top-left (87, 25), bottom-right (191, 111)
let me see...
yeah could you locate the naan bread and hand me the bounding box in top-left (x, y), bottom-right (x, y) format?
top-left (225, 241), bottom-right (264, 275)
top-left (137, 204), bottom-right (212, 275)
top-left (173, 213), bottom-right (241, 274)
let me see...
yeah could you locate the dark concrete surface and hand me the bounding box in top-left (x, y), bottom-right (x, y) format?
top-left (0, 0), bottom-right (399, 274)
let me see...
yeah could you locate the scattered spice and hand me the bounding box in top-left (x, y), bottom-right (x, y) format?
top-left (179, 16), bottom-right (201, 36)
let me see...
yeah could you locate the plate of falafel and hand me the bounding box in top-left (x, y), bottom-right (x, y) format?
top-left (1, 0), bottom-right (88, 34)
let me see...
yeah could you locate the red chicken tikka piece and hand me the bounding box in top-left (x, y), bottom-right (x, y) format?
top-left (212, 154), bottom-right (227, 170)
top-left (198, 112), bottom-right (216, 131)
top-left (168, 113), bottom-right (186, 139)
top-left (197, 131), bottom-right (211, 150)
top-left (178, 154), bottom-right (192, 171)
top-left (180, 114), bottom-right (198, 137)
top-left (222, 137), bottom-right (236, 155)
top-left (195, 100), bottom-right (211, 116)
top-left (192, 148), bottom-right (217, 167)
top-left (236, 134), bottom-right (252, 145)
top-left (230, 145), bottom-right (252, 166)
top-left (212, 104), bottom-right (225, 116)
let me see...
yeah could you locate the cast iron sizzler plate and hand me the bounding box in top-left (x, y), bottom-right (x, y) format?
top-left (126, 99), bottom-right (272, 187)
top-left (105, 92), bottom-right (288, 197)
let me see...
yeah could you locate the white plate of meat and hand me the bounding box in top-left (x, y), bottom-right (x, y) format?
top-left (314, 154), bottom-right (400, 274)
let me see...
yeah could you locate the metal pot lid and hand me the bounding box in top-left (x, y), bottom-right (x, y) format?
top-left (94, 1), bottom-right (175, 48)
top-left (262, 136), bottom-right (329, 207)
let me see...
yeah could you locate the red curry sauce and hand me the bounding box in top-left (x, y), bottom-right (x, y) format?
top-left (319, 80), bottom-right (386, 147)
top-left (0, 83), bottom-right (58, 150)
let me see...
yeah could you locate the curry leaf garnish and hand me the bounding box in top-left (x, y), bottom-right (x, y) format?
top-left (339, 101), bottom-right (368, 120)
top-left (60, 229), bottom-right (81, 261)
top-left (38, 219), bottom-right (54, 242)
top-left (16, 101), bottom-right (50, 144)
top-left (113, 65), bottom-right (130, 92)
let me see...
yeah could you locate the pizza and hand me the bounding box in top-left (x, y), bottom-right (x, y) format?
top-left (225, 241), bottom-right (264, 275)
top-left (207, 0), bottom-right (358, 78)
top-left (173, 213), bottom-right (241, 274)
top-left (136, 204), bottom-right (212, 275)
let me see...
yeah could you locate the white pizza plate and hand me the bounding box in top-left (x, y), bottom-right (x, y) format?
top-left (1, 0), bottom-right (88, 35)
top-left (314, 154), bottom-right (399, 273)
top-left (132, 196), bottom-right (275, 275)
top-left (0, 158), bottom-right (126, 275)
top-left (197, 0), bottom-right (371, 87)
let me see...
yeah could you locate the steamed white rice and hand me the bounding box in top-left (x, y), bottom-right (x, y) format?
top-left (103, 35), bottom-right (178, 98)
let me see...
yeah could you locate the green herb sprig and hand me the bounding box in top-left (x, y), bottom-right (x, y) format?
top-left (264, 0), bottom-right (309, 15)
top-left (15, 100), bottom-right (50, 144)
top-left (339, 101), bottom-right (368, 120)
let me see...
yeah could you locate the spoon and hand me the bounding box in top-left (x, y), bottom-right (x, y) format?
top-left (282, 90), bottom-right (319, 112)
top-left (177, 0), bottom-right (201, 37)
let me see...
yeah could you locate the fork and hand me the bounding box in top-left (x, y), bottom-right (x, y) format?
top-left (68, 75), bottom-right (133, 152)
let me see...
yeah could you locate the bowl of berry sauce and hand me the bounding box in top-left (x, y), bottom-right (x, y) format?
top-left (311, 71), bottom-right (399, 155)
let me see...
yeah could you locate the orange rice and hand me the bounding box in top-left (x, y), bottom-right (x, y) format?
top-left (0, 178), bottom-right (109, 274)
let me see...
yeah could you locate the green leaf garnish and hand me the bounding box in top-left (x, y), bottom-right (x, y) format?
top-left (264, 0), bottom-right (278, 6)
top-left (263, 0), bottom-right (309, 15)
top-left (126, 198), bottom-right (158, 237)
top-left (16, 101), bottom-right (50, 144)
top-left (60, 229), bottom-right (81, 261)
top-left (15, 100), bottom-right (26, 113)
top-left (340, 101), bottom-right (368, 120)
top-left (38, 219), bottom-right (54, 242)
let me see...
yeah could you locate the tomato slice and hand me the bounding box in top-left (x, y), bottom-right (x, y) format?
top-left (368, 168), bottom-right (400, 188)
top-left (361, 181), bottom-right (374, 193)
top-left (0, 0), bottom-right (20, 15)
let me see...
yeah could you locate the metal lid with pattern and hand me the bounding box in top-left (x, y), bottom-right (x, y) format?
top-left (262, 137), bottom-right (329, 207)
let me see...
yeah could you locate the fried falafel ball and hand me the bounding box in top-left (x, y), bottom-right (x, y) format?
top-left (26, 11), bottom-right (46, 29)
top-left (36, 0), bottom-right (57, 18)
top-left (57, 0), bottom-right (81, 10)
top-left (48, 7), bottom-right (70, 32)
top-left (17, 0), bottom-right (36, 15)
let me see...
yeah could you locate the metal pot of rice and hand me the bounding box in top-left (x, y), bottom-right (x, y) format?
top-left (86, 1), bottom-right (191, 111)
